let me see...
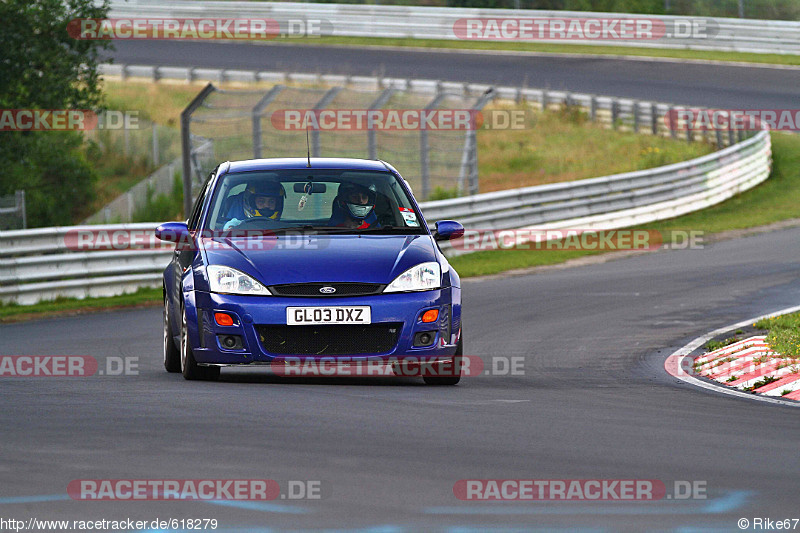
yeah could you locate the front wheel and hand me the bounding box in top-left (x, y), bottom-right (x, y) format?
top-left (180, 301), bottom-right (220, 381)
top-left (423, 335), bottom-right (462, 386)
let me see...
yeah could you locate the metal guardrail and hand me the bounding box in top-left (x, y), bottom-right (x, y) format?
top-left (0, 130), bottom-right (771, 305)
top-left (108, 0), bottom-right (800, 55)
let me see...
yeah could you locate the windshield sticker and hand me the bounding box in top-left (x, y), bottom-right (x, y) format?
top-left (399, 207), bottom-right (419, 227)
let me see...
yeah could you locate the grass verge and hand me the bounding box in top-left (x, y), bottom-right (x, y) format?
top-left (0, 287), bottom-right (162, 323)
top-left (754, 312), bottom-right (800, 358)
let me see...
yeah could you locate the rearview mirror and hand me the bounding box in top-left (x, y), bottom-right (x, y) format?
top-left (155, 221), bottom-right (189, 242)
top-left (433, 220), bottom-right (465, 241)
top-left (293, 182), bottom-right (327, 194)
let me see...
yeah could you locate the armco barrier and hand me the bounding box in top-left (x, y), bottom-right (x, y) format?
top-left (107, 0), bottom-right (800, 55)
top-left (0, 130), bottom-right (771, 305)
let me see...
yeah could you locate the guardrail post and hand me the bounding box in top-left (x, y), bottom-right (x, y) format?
top-left (590, 96), bottom-right (597, 121)
top-left (668, 106), bottom-right (677, 139)
top-left (367, 87), bottom-right (395, 159)
top-left (181, 83), bottom-right (216, 218)
top-left (686, 121), bottom-right (693, 143)
top-left (611, 100), bottom-right (619, 130)
top-left (251, 85), bottom-right (285, 159)
top-left (651, 103), bottom-right (658, 135)
top-left (16, 190), bottom-right (26, 230)
top-left (633, 101), bottom-right (640, 133)
top-left (728, 114), bottom-right (735, 146)
top-left (310, 87), bottom-right (343, 158)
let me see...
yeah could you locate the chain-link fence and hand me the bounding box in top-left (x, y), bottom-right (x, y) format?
top-left (0, 191), bottom-right (26, 230)
top-left (183, 80), bottom-right (491, 210)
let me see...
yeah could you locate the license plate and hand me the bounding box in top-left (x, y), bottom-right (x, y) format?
top-left (286, 306), bottom-right (371, 325)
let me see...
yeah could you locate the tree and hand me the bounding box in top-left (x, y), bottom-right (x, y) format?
top-left (0, 0), bottom-right (111, 227)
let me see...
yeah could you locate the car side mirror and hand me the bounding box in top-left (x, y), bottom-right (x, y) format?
top-left (155, 221), bottom-right (189, 242)
top-left (433, 220), bottom-right (465, 241)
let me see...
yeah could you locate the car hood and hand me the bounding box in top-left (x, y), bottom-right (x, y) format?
top-left (201, 234), bottom-right (438, 286)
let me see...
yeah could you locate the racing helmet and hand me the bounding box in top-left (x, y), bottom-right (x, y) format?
top-left (337, 182), bottom-right (376, 220)
top-left (244, 181), bottom-right (285, 220)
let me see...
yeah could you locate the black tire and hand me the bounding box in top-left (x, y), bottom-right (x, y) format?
top-left (163, 296), bottom-right (181, 373)
top-left (423, 335), bottom-right (462, 386)
top-left (180, 301), bottom-right (220, 381)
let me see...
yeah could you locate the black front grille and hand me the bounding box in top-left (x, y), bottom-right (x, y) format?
top-left (257, 323), bottom-right (402, 355)
top-left (269, 283), bottom-right (384, 298)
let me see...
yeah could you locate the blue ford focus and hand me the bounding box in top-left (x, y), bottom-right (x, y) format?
top-left (157, 158), bottom-right (465, 385)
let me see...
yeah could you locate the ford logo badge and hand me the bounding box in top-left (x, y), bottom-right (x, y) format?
top-left (319, 286), bottom-right (336, 294)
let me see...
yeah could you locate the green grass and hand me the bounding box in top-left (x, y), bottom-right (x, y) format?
top-left (269, 35), bottom-right (800, 67)
top-left (477, 105), bottom-right (712, 191)
top-left (754, 312), bottom-right (800, 358)
top-left (450, 131), bottom-right (800, 277)
top-left (0, 287), bottom-right (162, 322)
top-left (705, 337), bottom-right (742, 352)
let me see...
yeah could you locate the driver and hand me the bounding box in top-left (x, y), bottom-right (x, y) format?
top-left (224, 181), bottom-right (285, 230)
top-left (330, 182), bottom-right (380, 229)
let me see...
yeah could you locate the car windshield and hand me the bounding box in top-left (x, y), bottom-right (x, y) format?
top-left (205, 169), bottom-right (427, 235)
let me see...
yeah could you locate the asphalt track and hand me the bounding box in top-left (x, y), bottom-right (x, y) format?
top-left (2, 43), bottom-right (800, 531)
top-left (106, 40), bottom-right (800, 109)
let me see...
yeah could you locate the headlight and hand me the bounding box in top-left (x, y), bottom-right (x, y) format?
top-left (207, 265), bottom-right (270, 296)
top-left (384, 262), bottom-right (441, 293)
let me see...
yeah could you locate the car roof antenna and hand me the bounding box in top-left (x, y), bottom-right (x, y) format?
top-left (306, 127), bottom-right (311, 168)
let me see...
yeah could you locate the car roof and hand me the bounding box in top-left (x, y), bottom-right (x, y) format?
top-left (225, 158), bottom-right (393, 174)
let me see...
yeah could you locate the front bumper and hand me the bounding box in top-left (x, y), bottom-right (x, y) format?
top-left (187, 287), bottom-right (461, 365)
